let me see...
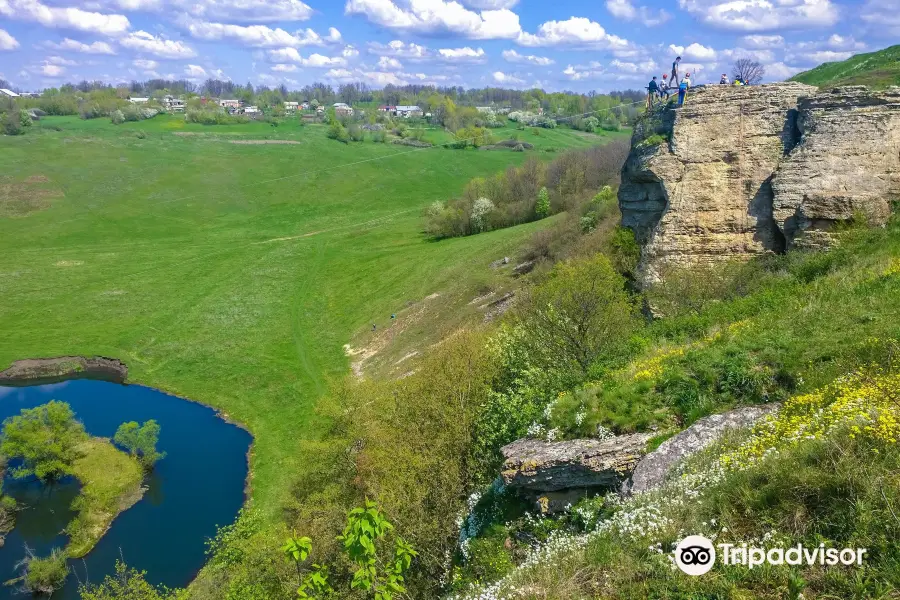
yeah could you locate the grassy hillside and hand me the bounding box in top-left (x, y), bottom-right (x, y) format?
top-left (0, 114), bottom-right (626, 525)
top-left (790, 44), bottom-right (900, 89)
top-left (448, 218), bottom-right (900, 599)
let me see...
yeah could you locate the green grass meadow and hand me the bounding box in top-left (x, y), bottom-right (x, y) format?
top-left (0, 115), bottom-right (626, 520)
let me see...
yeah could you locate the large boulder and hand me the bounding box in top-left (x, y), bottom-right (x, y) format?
top-left (626, 404), bottom-right (778, 496)
top-left (772, 86), bottom-right (900, 250)
top-left (501, 433), bottom-right (651, 493)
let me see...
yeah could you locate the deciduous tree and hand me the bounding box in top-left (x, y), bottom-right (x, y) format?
top-left (518, 254), bottom-right (638, 374)
top-left (1, 401), bottom-right (86, 484)
top-left (114, 420), bottom-right (165, 470)
top-left (733, 58), bottom-right (765, 85)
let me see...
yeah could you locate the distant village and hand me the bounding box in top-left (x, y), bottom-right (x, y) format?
top-left (115, 94), bottom-right (440, 121)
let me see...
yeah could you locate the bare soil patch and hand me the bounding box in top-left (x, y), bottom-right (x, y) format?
top-left (0, 175), bottom-right (64, 217)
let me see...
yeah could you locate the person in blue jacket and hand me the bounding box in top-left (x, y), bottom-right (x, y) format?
top-left (678, 73), bottom-right (692, 106)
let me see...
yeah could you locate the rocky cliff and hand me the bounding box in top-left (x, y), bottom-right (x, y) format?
top-left (619, 84), bottom-right (900, 283)
top-left (773, 86), bottom-right (900, 249)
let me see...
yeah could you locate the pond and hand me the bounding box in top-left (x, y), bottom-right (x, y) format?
top-left (0, 379), bottom-right (252, 599)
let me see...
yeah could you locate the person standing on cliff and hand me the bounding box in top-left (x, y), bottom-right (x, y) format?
top-left (678, 73), bottom-right (691, 106)
top-left (647, 76), bottom-right (660, 107)
top-left (670, 56), bottom-right (682, 87)
top-left (720, 73), bottom-right (729, 85)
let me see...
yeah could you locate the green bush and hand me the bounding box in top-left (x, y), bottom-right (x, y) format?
top-left (326, 121), bottom-right (349, 143)
top-left (22, 549), bottom-right (68, 595)
top-left (347, 123), bottom-right (365, 142)
top-left (517, 254), bottom-right (638, 375)
top-left (1, 111), bottom-right (25, 135)
top-left (110, 109), bottom-right (125, 125)
top-left (80, 560), bottom-right (178, 600)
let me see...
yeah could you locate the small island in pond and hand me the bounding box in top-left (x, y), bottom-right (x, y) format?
top-left (0, 400), bottom-right (163, 595)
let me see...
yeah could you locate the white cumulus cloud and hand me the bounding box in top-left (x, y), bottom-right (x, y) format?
top-left (184, 64), bottom-right (207, 77)
top-left (0, 28), bottom-right (19, 50)
top-left (344, 0), bottom-right (522, 39)
top-left (367, 40), bottom-right (430, 60)
top-left (741, 34), bottom-right (784, 48)
top-left (438, 46), bottom-right (486, 62)
top-left (462, 0), bottom-right (518, 8)
top-left (677, 0), bottom-right (838, 32)
top-left (41, 63), bottom-right (66, 77)
top-left (188, 0), bottom-right (313, 23)
top-left (605, 0), bottom-right (671, 26)
top-left (267, 47), bottom-right (347, 67)
top-left (492, 70), bottom-right (524, 85)
top-left (517, 16), bottom-right (632, 52)
top-left (47, 38), bottom-right (115, 54)
top-left (182, 19), bottom-right (341, 48)
top-left (377, 56), bottom-right (403, 70)
top-left (120, 31), bottom-right (196, 58)
top-left (46, 55), bottom-right (78, 65)
top-left (669, 42), bottom-right (717, 61)
top-left (0, 0), bottom-right (130, 36)
top-left (502, 49), bottom-right (553, 65)
top-left (133, 58), bottom-right (158, 69)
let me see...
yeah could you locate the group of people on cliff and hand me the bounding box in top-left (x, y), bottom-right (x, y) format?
top-left (647, 55), bottom-right (752, 108)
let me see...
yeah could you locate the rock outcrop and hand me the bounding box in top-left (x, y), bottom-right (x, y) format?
top-left (626, 404), bottom-right (778, 496)
top-left (0, 356), bottom-right (128, 385)
top-left (772, 86), bottom-right (900, 249)
top-left (619, 84), bottom-right (900, 284)
top-left (500, 433), bottom-right (651, 493)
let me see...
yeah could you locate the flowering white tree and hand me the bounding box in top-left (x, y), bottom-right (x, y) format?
top-left (470, 197), bottom-right (495, 234)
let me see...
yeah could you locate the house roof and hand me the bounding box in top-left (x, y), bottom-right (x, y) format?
top-left (395, 105), bottom-right (421, 111)
top-left (0, 89), bottom-right (20, 97)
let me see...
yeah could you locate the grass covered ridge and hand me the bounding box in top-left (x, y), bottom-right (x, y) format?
top-left (67, 437), bottom-right (145, 558)
top-left (790, 44), bottom-right (900, 89)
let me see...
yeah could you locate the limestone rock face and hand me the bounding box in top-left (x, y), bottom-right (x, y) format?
top-left (772, 86), bottom-right (900, 249)
top-left (626, 404), bottom-right (778, 496)
top-left (500, 433), bottom-right (651, 493)
top-left (620, 83), bottom-right (816, 284)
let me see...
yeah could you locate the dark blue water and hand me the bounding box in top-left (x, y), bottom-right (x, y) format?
top-left (0, 380), bottom-right (252, 598)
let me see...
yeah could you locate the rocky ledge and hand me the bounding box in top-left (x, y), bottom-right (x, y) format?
top-left (501, 433), bottom-right (651, 494)
top-left (627, 404), bottom-right (778, 496)
top-left (773, 86), bottom-right (900, 250)
top-left (0, 356), bottom-right (128, 385)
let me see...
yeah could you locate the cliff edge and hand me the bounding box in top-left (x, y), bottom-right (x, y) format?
top-left (620, 83), bottom-right (900, 284)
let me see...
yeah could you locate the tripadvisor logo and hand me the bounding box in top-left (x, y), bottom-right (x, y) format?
top-left (674, 535), bottom-right (868, 576)
top-left (674, 535), bottom-right (716, 575)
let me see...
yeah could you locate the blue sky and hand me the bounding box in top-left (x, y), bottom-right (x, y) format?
top-left (0, 0), bottom-right (896, 93)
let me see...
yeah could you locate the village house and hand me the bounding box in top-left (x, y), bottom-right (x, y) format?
top-left (333, 102), bottom-right (354, 117)
top-left (219, 99), bottom-right (242, 110)
top-left (284, 101), bottom-right (299, 112)
top-left (162, 95), bottom-right (185, 112)
top-left (395, 105), bottom-right (423, 118)
top-left (128, 97), bottom-right (150, 104)
top-left (0, 89), bottom-right (19, 98)
top-left (378, 105), bottom-right (396, 113)
top-left (242, 106), bottom-right (260, 115)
